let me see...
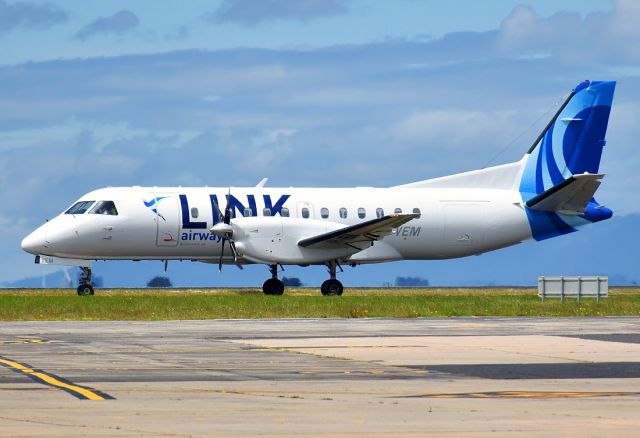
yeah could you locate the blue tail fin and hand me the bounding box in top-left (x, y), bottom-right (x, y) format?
top-left (519, 80), bottom-right (616, 240)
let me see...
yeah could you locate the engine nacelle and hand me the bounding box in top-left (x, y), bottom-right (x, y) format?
top-left (229, 217), bottom-right (361, 264)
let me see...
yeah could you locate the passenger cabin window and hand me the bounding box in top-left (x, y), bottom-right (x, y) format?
top-left (320, 207), bottom-right (329, 219)
top-left (281, 207), bottom-right (290, 217)
top-left (243, 207), bottom-right (252, 217)
top-left (262, 207), bottom-right (272, 216)
top-left (394, 207), bottom-right (402, 214)
top-left (376, 208), bottom-right (384, 218)
top-left (89, 201), bottom-right (118, 216)
top-left (339, 207), bottom-right (348, 219)
top-left (191, 207), bottom-right (199, 218)
top-left (412, 207), bottom-right (421, 218)
top-left (65, 201), bottom-right (95, 215)
top-left (358, 207), bottom-right (366, 219)
top-left (301, 207), bottom-right (310, 219)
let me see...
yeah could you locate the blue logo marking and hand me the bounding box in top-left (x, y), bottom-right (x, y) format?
top-left (143, 196), bottom-right (169, 221)
top-left (143, 193), bottom-right (291, 244)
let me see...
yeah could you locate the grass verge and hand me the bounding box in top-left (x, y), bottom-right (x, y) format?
top-left (0, 288), bottom-right (638, 320)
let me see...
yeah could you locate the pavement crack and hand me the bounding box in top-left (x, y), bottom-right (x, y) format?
top-left (0, 415), bottom-right (193, 437)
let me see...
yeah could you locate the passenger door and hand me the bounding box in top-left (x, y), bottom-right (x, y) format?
top-left (155, 195), bottom-right (180, 247)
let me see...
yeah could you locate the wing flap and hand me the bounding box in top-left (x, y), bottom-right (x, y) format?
top-left (298, 214), bottom-right (418, 249)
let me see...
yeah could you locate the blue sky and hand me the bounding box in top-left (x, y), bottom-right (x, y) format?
top-left (1, 0), bottom-right (612, 65)
top-left (1, 0), bottom-right (638, 287)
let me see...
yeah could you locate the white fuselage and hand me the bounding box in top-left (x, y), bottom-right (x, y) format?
top-left (22, 185), bottom-right (533, 265)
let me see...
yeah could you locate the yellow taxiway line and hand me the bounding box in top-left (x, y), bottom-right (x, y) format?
top-left (0, 356), bottom-right (112, 400)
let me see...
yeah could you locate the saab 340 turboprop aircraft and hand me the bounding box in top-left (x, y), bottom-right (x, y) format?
top-left (22, 80), bottom-right (616, 296)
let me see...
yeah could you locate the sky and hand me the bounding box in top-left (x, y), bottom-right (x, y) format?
top-left (1, 0), bottom-right (638, 287)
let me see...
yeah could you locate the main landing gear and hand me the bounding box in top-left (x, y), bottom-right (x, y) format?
top-left (262, 264), bottom-right (285, 295)
top-left (320, 261), bottom-right (343, 296)
top-left (260, 261), bottom-right (344, 296)
top-left (77, 266), bottom-right (94, 296)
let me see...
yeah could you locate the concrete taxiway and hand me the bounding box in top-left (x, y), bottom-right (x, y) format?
top-left (1, 317), bottom-right (639, 437)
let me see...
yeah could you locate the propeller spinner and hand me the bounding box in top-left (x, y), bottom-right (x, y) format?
top-left (210, 189), bottom-right (241, 271)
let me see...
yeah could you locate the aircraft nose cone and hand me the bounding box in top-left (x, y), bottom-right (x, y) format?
top-left (21, 227), bottom-right (47, 255)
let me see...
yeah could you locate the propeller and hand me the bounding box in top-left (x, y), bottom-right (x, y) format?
top-left (211, 189), bottom-right (241, 271)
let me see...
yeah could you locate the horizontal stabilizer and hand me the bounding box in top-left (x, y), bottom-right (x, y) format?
top-left (298, 214), bottom-right (418, 249)
top-left (525, 173), bottom-right (604, 215)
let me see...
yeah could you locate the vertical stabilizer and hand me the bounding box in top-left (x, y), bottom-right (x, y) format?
top-left (520, 80), bottom-right (616, 240)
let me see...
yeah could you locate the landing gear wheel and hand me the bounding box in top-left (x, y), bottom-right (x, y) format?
top-left (262, 279), bottom-right (285, 295)
top-left (77, 266), bottom-right (94, 296)
top-left (321, 279), bottom-right (343, 296)
top-left (77, 284), bottom-right (94, 296)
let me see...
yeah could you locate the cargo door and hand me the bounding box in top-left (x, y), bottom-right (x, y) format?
top-left (443, 202), bottom-right (487, 254)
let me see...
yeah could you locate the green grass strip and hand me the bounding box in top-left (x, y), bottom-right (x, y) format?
top-left (0, 289), bottom-right (638, 320)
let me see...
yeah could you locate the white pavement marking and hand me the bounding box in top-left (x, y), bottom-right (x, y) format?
top-left (233, 335), bottom-right (640, 365)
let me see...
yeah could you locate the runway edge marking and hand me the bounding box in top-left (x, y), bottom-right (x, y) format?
top-left (0, 355), bottom-right (114, 400)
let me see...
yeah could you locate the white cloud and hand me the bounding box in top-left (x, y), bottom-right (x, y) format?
top-left (96, 64), bottom-right (290, 95)
top-left (0, 214), bottom-right (30, 236)
top-left (0, 119), bottom-right (200, 153)
top-left (235, 128), bottom-right (298, 172)
top-left (209, 0), bottom-right (349, 25)
top-left (497, 0), bottom-right (640, 63)
top-left (202, 95), bottom-right (222, 102)
top-left (596, 101), bottom-right (640, 215)
top-left (287, 88), bottom-right (398, 107)
top-left (610, 0), bottom-right (640, 39)
top-left (393, 109), bottom-right (518, 148)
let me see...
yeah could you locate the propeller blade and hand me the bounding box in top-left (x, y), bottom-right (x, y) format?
top-left (218, 238), bottom-right (226, 272)
top-left (229, 241), bottom-right (244, 270)
top-left (224, 187), bottom-right (232, 224)
top-left (229, 240), bottom-right (238, 261)
top-left (213, 200), bottom-right (224, 224)
top-left (217, 188), bottom-right (237, 272)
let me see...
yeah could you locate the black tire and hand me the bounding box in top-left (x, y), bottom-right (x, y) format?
top-left (263, 279), bottom-right (285, 295)
top-left (77, 284), bottom-right (94, 296)
top-left (320, 279), bottom-right (343, 296)
top-left (262, 279), bottom-right (273, 295)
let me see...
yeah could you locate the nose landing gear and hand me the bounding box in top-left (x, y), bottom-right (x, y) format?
top-left (321, 261), bottom-right (343, 296)
top-left (262, 264), bottom-right (285, 295)
top-left (77, 267), bottom-right (94, 296)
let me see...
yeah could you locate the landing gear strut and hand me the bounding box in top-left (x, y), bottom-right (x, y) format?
top-left (77, 267), bottom-right (94, 296)
top-left (321, 261), bottom-right (343, 296)
top-left (262, 264), bottom-right (285, 295)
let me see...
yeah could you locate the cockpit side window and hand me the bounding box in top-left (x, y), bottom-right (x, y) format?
top-left (65, 201), bottom-right (95, 215)
top-left (89, 201), bottom-right (118, 216)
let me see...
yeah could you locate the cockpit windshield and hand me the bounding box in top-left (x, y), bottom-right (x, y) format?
top-left (65, 201), bottom-right (95, 215)
top-left (89, 201), bottom-right (118, 216)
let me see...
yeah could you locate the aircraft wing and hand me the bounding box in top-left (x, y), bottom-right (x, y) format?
top-left (298, 214), bottom-right (418, 249)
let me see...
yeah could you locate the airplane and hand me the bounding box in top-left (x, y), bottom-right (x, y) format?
top-left (21, 80), bottom-right (616, 296)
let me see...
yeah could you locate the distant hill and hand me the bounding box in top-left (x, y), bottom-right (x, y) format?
top-left (2, 270), bottom-right (70, 288)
